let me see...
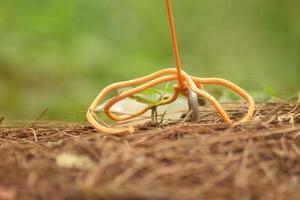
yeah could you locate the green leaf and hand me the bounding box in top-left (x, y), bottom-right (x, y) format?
top-left (138, 88), bottom-right (164, 96)
top-left (127, 83), bottom-right (173, 108)
top-left (129, 95), bottom-right (156, 106)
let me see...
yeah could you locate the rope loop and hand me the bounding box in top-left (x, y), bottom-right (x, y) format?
top-left (86, 0), bottom-right (255, 134)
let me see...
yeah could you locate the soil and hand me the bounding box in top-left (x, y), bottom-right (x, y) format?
top-left (0, 102), bottom-right (300, 200)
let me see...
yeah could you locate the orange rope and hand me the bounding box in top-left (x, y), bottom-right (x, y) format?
top-left (165, 0), bottom-right (184, 90)
top-left (86, 0), bottom-right (255, 135)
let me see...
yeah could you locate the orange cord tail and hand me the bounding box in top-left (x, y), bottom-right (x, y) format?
top-left (86, 0), bottom-right (255, 135)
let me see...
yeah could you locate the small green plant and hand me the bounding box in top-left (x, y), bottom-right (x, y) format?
top-left (129, 84), bottom-right (171, 127)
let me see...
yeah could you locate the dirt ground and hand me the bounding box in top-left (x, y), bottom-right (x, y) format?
top-left (0, 102), bottom-right (300, 200)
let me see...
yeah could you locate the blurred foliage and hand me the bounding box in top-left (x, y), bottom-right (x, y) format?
top-left (0, 0), bottom-right (299, 121)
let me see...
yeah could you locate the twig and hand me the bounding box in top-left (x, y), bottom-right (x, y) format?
top-left (32, 108), bottom-right (48, 126)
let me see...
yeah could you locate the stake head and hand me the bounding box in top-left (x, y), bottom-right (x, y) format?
top-left (187, 89), bottom-right (200, 122)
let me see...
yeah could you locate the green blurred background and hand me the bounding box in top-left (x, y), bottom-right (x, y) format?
top-left (0, 0), bottom-right (299, 121)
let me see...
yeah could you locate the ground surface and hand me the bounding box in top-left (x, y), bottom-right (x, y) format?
top-left (0, 102), bottom-right (300, 200)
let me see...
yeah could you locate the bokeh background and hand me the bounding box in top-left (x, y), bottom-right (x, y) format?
top-left (0, 0), bottom-right (299, 121)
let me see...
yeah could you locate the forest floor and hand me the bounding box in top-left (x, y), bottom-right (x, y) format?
top-left (0, 101), bottom-right (300, 200)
